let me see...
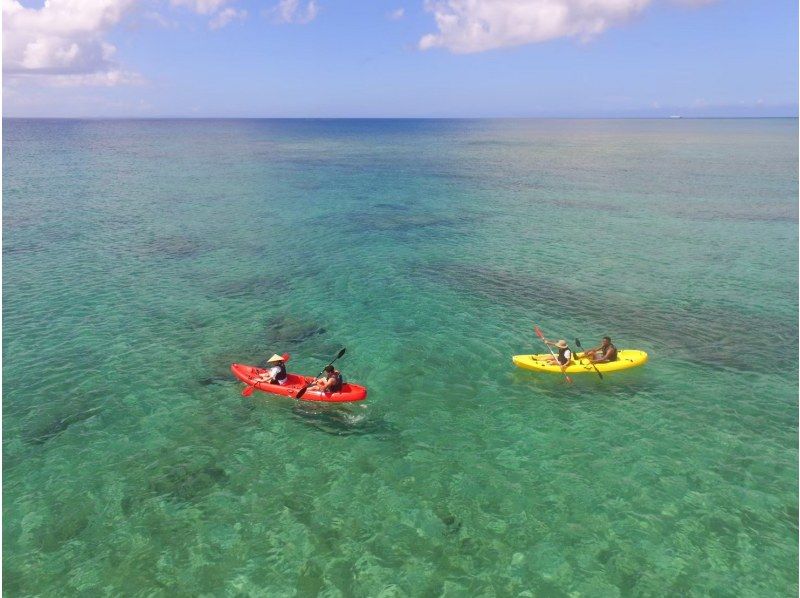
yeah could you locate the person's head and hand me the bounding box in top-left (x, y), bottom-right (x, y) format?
top-left (601, 336), bottom-right (611, 346)
top-left (555, 340), bottom-right (568, 349)
top-left (323, 365), bottom-right (335, 374)
top-left (267, 354), bottom-right (285, 364)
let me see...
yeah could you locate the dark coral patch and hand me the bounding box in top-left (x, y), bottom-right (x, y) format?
top-left (148, 463), bottom-right (229, 503)
top-left (264, 315), bottom-right (326, 345)
top-left (26, 406), bottom-right (102, 446)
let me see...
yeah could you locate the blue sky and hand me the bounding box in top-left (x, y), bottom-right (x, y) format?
top-left (2, 0), bottom-right (797, 117)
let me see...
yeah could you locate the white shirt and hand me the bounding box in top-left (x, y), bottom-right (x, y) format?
top-left (268, 365), bottom-right (287, 385)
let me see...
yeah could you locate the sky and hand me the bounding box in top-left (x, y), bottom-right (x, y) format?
top-left (2, 0), bottom-right (798, 117)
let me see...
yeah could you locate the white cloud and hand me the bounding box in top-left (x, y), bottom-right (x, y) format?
top-left (142, 11), bottom-right (178, 28)
top-left (419, 0), bottom-right (716, 53)
top-left (209, 6), bottom-right (247, 29)
top-left (170, 0), bottom-right (248, 29)
top-left (170, 0), bottom-right (229, 16)
top-left (388, 7), bottom-right (405, 20)
top-left (3, 0), bottom-right (250, 88)
top-left (267, 0), bottom-right (319, 24)
top-left (2, 0), bottom-right (138, 79)
top-left (47, 69), bottom-right (145, 86)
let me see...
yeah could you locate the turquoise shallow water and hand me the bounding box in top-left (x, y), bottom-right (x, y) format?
top-left (3, 118), bottom-right (798, 596)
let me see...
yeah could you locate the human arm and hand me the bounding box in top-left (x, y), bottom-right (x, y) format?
top-left (258, 366), bottom-right (281, 383)
top-left (591, 347), bottom-right (616, 363)
top-left (252, 370), bottom-right (270, 382)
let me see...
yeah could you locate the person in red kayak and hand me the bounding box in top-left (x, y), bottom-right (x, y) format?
top-left (583, 336), bottom-right (618, 363)
top-left (543, 339), bottom-right (572, 367)
top-left (310, 365), bottom-right (343, 393)
top-left (253, 354), bottom-right (288, 385)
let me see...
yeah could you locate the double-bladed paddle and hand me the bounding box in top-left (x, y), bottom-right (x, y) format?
top-left (534, 325), bottom-right (573, 384)
top-left (574, 338), bottom-right (603, 380)
top-left (295, 347), bottom-right (347, 400)
top-left (242, 353), bottom-right (290, 397)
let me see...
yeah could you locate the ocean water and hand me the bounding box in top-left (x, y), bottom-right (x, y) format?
top-left (3, 118), bottom-right (797, 596)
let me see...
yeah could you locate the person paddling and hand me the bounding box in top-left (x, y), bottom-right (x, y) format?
top-left (583, 336), bottom-right (618, 364)
top-left (543, 339), bottom-right (572, 367)
top-left (310, 365), bottom-right (343, 393)
top-left (253, 354), bottom-right (288, 385)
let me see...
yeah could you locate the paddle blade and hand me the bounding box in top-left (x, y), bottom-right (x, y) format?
top-left (574, 338), bottom-right (582, 348)
top-left (336, 347), bottom-right (346, 359)
top-left (295, 385), bottom-right (309, 400)
top-left (242, 385), bottom-right (255, 397)
top-left (282, 353), bottom-right (291, 362)
top-left (534, 325), bottom-right (545, 340)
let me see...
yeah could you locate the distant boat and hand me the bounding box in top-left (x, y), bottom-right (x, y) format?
top-left (669, 115), bottom-right (682, 119)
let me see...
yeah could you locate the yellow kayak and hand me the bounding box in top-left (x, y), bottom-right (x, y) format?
top-left (512, 350), bottom-right (648, 374)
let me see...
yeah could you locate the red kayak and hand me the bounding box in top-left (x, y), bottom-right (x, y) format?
top-left (230, 363), bottom-right (367, 403)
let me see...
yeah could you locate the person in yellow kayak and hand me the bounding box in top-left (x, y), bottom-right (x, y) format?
top-left (253, 354), bottom-right (288, 385)
top-left (544, 339), bottom-right (572, 367)
top-left (583, 336), bottom-right (618, 363)
top-left (310, 365), bottom-right (343, 393)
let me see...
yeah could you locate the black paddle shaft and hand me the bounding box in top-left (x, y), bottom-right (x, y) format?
top-left (575, 338), bottom-right (603, 380)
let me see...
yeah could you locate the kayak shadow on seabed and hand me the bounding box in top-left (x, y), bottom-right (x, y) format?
top-left (289, 401), bottom-right (395, 438)
top-left (509, 365), bottom-right (657, 400)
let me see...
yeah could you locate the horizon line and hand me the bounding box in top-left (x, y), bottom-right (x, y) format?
top-left (3, 115), bottom-right (799, 121)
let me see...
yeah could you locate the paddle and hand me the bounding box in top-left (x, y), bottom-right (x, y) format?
top-left (574, 338), bottom-right (603, 380)
top-left (295, 347), bottom-right (347, 400)
top-left (242, 353), bottom-right (290, 397)
top-left (534, 325), bottom-right (573, 384)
